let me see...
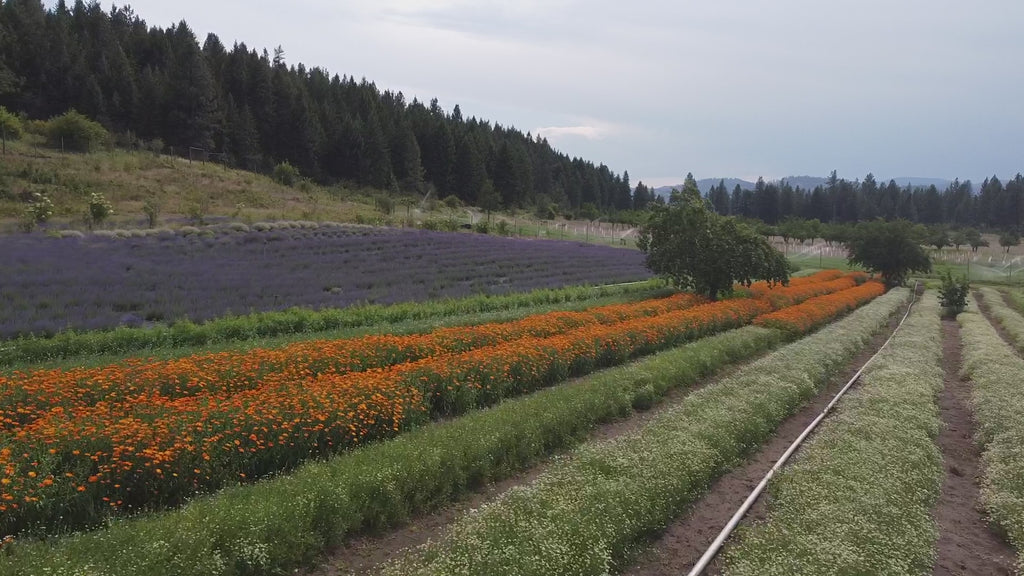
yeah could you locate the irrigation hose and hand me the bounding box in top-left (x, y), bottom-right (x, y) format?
top-left (684, 282), bottom-right (921, 576)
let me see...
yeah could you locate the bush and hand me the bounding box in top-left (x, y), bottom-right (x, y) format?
top-left (87, 191), bottom-right (114, 229)
top-left (272, 161), bottom-right (299, 186)
top-left (0, 105), bottom-right (22, 140)
top-left (24, 192), bottom-right (53, 223)
top-left (938, 270), bottom-right (969, 316)
top-left (473, 220), bottom-right (490, 234)
top-left (45, 110), bottom-right (111, 152)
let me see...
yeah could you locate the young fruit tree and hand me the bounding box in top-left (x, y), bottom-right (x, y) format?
top-left (637, 185), bottom-right (789, 300)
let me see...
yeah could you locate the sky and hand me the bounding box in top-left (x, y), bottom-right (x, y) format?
top-left (100, 1), bottom-right (1023, 187)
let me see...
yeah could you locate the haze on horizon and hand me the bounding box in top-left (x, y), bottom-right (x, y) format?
top-left (70, 0), bottom-right (1024, 188)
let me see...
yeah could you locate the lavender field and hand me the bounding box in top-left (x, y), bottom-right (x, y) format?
top-left (0, 226), bottom-right (651, 338)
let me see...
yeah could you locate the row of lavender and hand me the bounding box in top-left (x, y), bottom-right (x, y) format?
top-left (0, 227), bottom-right (651, 338)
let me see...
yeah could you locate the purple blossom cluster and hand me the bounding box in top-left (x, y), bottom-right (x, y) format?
top-left (0, 227), bottom-right (651, 338)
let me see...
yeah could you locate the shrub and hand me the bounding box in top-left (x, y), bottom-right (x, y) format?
top-left (495, 220), bottom-right (511, 236)
top-left (473, 220), bottom-right (490, 234)
top-left (272, 161), bottom-right (299, 186)
top-left (938, 270), bottom-right (969, 316)
top-left (22, 192), bottom-right (53, 231)
top-left (442, 195), bottom-right (464, 209)
top-left (87, 191), bottom-right (114, 229)
top-left (142, 198), bottom-right (161, 228)
top-left (45, 110), bottom-right (111, 152)
top-left (0, 105), bottom-right (22, 140)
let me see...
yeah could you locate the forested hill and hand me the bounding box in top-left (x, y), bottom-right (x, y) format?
top-left (0, 1), bottom-right (636, 213)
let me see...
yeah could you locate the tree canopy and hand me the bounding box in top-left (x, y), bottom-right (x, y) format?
top-left (845, 219), bottom-right (931, 287)
top-left (637, 179), bottom-right (789, 300)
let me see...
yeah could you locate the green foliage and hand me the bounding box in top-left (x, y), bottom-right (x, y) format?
top-left (472, 220), bottom-right (490, 234)
top-left (87, 191), bottom-right (114, 228)
top-left (44, 110), bottom-right (111, 152)
top-left (373, 194), bottom-right (394, 215)
top-left (142, 197), bottom-right (161, 228)
top-left (965, 228), bottom-right (989, 252)
top-left (441, 195), bottom-right (464, 209)
top-left (725, 293), bottom-right (943, 575)
top-left (0, 105), bottom-right (23, 139)
top-left (845, 219), bottom-right (932, 287)
top-left (999, 229), bottom-right (1021, 253)
top-left (272, 161), bottom-right (299, 187)
top-left (937, 270), bottom-right (969, 316)
top-left (927, 225), bottom-right (950, 250)
top-left (638, 187), bottom-right (789, 300)
top-left (382, 289), bottom-right (909, 575)
top-left (23, 192), bottom-right (54, 230)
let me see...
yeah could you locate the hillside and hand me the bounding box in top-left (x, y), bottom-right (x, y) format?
top-left (0, 1), bottom-right (633, 215)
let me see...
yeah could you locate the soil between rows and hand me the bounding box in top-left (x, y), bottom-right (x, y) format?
top-left (624, 296), bottom-right (910, 576)
top-left (305, 343), bottom-right (781, 576)
top-left (931, 318), bottom-right (1015, 575)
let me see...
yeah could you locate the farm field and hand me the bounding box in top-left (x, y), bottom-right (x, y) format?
top-left (0, 226), bottom-right (651, 339)
top-left (4, 260), bottom-right (1022, 575)
top-left (0, 270), bottom-right (890, 574)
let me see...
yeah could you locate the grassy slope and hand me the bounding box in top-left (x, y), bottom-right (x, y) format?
top-left (0, 136), bottom-right (382, 229)
top-left (0, 137), bottom-right (637, 246)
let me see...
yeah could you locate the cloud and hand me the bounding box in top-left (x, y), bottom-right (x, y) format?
top-left (535, 125), bottom-right (613, 141)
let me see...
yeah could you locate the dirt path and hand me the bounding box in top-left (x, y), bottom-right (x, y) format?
top-left (621, 304), bottom-right (908, 576)
top-left (304, 344), bottom-right (778, 576)
top-left (932, 318), bottom-right (1016, 575)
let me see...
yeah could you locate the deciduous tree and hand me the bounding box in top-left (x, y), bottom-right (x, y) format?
top-left (638, 184), bottom-right (789, 300)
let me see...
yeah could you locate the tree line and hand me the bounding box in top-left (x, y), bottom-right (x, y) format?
top-left (703, 170), bottom-right (1024, 230)
top-left (0, 0), bottom-right (637, 215)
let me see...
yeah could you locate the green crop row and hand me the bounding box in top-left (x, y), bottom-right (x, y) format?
top-left (978, 287), bottom-right (1024, 352)
top-left (379, 288), bottom-right (910, 576)
top-left (959, 308), bottom-right (1024, 571)
top-left (0, 281), bottom-right (665, 368)
top-left (0, 326), bottom-right (784, 576)
top-left (723, 293), bottom-right (944, 575)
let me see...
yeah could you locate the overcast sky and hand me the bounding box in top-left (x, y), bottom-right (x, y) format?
top-left (107, 1), bottom-right (1022, 187)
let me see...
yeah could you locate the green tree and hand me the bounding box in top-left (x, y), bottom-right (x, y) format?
top-left (45, 109), bottom-right (110, 151)
top-left (846, 219), bottom-right (931, 287)
top-left (950, 229), bottom-right (967, 251)
top-left (965, 228), bottom-right (988, 252)
top-left (637, 186), bottom-right (789, 300)
top-left (999, 229), bottom-right (1021, 253)
top-left (0, 105), bottom-right (21, 139)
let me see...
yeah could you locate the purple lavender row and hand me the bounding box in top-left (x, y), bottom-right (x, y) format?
top-left (0, 227), bottom-right (650, 339)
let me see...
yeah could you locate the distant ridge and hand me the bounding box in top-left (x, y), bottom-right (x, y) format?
top-left (653, 176), bottom-right (954, 197)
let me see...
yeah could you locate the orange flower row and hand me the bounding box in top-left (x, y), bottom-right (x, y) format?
top-left (0, 294), bottom-right (782, 536)
top-left (0, 292), bottom-right (706, 432)
top-left (753, 281), bottom-right (886, 333)
top-left (742, 269), bottom-right (846, 295)
top-left (0, 271), bottom-right (860, 535)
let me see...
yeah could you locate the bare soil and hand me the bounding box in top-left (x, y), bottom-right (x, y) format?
top-left (932, 318), bottom-right (1016, 575)
top-left (623, 300), bottom-right (909, 576)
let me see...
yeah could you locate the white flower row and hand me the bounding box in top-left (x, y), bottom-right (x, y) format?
top-left (959, 306), bottom-right (1024, 572)
top-left (723, 292), bottom-right (944, 575)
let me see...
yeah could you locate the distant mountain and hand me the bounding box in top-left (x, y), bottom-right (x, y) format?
top-left (652, 175), bottom-right (953, 198)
